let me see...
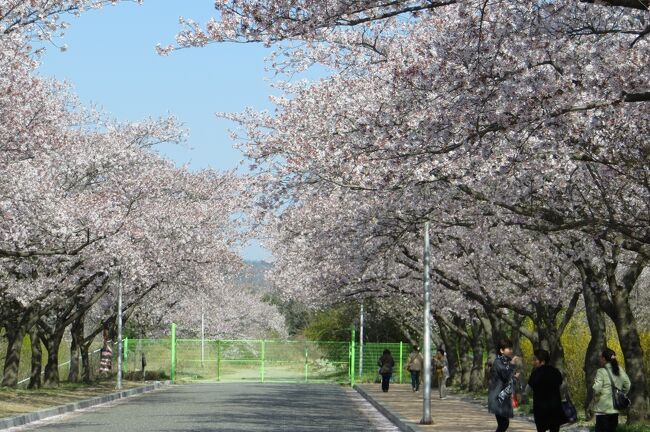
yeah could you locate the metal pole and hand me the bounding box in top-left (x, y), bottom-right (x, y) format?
top-left (216, 340), bottom-right (221, 381)
top-left (421, 222), bottom-right (432, 424)
top-left (171, 323), bottom-right (176, 383)
top-left (260, 340), bottom-right (265, 383)
top-left (123, 337), bottom-right (129, 374)
top-left (117, 271), bottom-right (123, 390)
top-left (359, 304), bottom-right (364, 379)
top-left (304, 344), bottom-right (309, 382)
top-left (201, 304), bottom-right (205, 368)
top-left (350, 326), bottom-right (356, 386)
top-left (399, 341), bottom-right (404, 384)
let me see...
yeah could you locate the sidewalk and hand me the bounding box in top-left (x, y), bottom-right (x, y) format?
top-left (355, 383), bottom-right (538, 432)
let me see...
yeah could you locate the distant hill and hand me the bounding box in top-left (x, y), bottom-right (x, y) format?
top-left (237, 260), bottom-right (274, 292)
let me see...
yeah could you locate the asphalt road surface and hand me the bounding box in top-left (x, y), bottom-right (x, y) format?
top-left (16, 383), bottom-right (399, 432)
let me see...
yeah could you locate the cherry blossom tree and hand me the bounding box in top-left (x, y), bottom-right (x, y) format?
top-left (0, 1), bottom-right (261, 387)
top-left (170, 0), bottom-right (649, 419)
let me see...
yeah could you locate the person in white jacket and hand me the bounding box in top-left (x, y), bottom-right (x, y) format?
top-left (592, 348), bottom-right (631, 432)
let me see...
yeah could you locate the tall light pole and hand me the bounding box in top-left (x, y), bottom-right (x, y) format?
top-left (421, 222), bottom-right (432, 424)
top-left (359, 303), bottom-right (364, 379)
top-left (117, 271), bottom-right (123, 390)
top-left (201, 303), bottom-right (205, 368)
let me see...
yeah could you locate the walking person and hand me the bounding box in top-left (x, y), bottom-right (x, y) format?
top-left (488, 338), bottom-right (520, 432)
top-left (433, 348), bottom-right (449, 399)
top-left (99, 328), bottom-right (113, 377)
top-left (527, 349), bottom-right (565, 432)
top-left (377, 349), bottom-right (395, 392)
top-left (406, 345), bottom-right (424, 392)
top-left (592, 348), bottom-right (631, 432)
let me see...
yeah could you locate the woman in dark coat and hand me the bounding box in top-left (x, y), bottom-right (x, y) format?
top-left (527, 349), bottom-right (565, 432)
top-left (377, 349), bottom-right (395, 392)
top-left (488, 338), bottom-right (519, 432)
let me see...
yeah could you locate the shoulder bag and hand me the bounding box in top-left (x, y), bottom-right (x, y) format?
top-left (604, 368), bottom-right (631, 410)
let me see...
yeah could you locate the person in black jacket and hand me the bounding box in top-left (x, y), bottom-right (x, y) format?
top-left (528, 349), bottom-right (565, 432)
top-left (377, 349), bottom-right (395, 392)
top-left (488, 338), bottom-right (520, 432)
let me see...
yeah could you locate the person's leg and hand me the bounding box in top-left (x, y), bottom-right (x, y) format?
top-left (415, 371), bottom-right (420, 391)
top-left (596, 414), bottom-right (618, 432)
top-left (386, 374), bottom-right (391, 391)
top-left (495, 415), bottom-right (509, 432)
top-left (440, 375), bottom-right (447, 398)
top-left (595, 415), bottom-right (607, 432)
top-left (381, 375), bottom-right (388, 392)
top-left (411, 371), bottom-right (417, 390)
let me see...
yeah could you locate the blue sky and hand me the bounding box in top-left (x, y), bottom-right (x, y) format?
top-left (37, 1), bottom-right (277, 260)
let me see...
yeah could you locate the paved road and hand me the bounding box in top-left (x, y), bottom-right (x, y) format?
top-left (16, 383), bottom-right (399, 432)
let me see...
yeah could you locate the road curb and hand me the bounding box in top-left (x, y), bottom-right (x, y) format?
top-left (0, 381), bottom-right (169, 430)
top-left (353, 384), bottom-right (423, 432)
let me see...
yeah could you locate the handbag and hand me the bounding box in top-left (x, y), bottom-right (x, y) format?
top-left (561, 397), bottom-right (578, 423)
top-left (604, 368), bottom-right (631, 410)
top-left (512, 393), bottom-right (519, 409)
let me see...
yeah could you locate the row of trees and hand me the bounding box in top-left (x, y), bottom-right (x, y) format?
top-left (0, 0), bottom-right (285, 389)
top-left (171, 0), bottom-right (650, 422)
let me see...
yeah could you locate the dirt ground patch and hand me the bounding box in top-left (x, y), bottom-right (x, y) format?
top-left (0, 381), bottom-right (141, 418)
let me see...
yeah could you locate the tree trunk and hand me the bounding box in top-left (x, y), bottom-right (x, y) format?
top-left (595, 250), bottom-right (649, 423)
top-left (611, 291), bottom-right (648, 423)
top-left (510, 313), bottom-right (524, 358)
top-left (469, 321), bottom-right (485, 392)
top-left (68, 318), bottom-right (84, 383)
top-left (42, 329), bottom-right (65, 387)
top-left (28, 325), bottom-right (42, 389)
top-left (80, 341), bottom-right (93, 383)
top-left (2, 325), bottom-right (26, 388)
top-left (580, 264), bottom-right (607, 417)
top-left (458, 335), bottom-right (472, 390)
top-left (535, 306), bottom-right (569, 374)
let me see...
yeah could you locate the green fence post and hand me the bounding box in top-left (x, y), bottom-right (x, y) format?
top-left (216, 340), bottom-right (221, 382)
top-left (171, 323), bottom-right (176, 383)
top-left (124, 337), bottom-right (129, 374)
top-left (350, 326), bottom-right (356, 386)
top-left (304, 344), bottom-right (308, 382)
top-left (399, 341), bottom-right (403, 384)
top-left (260, 340), bottom-right (265, 383)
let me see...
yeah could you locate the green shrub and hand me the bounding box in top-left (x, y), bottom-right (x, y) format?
top-left (123, 370), bottom-right (169, 381)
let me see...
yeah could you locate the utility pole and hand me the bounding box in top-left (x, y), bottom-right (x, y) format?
top-left (201, 303), bottom-right (205, 368)
top-left (359, 303), bottom-right (364, 379)
top-left (421, 222), bottom-right (432, 424)
top-left (117, 271), bottom-right (123, 390)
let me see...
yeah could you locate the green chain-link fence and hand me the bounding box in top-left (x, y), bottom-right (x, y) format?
top-left (122, 326), bottom-right (410, 385)
top-left (8, 324), bottom-right (411, 386)
top-left (355, 342), bottom-right (409, 384)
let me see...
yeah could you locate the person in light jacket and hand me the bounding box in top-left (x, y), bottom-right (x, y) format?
top-left (488, 338), bottom-right (520, 432)
top-left (433, 348), bottom-right (449, 398)
top-left (406, 345), bottom-right (424, 392)
top-left (592, 348), bottom-right (631, 432)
